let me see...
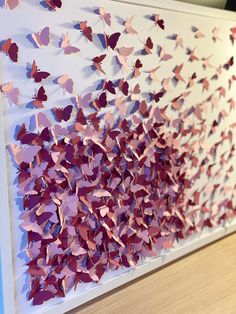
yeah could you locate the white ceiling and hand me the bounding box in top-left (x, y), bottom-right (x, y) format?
top-left (176, 0), bottom-right (227, 9)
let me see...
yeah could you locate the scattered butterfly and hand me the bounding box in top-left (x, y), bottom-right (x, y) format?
top-left (33, 86), bottom-right (47, 108)
top-left (103, 80), bottom-right (116, 94)
top-left (92, 54), bottom-right (106, 75)
top-left (99, 7), bottom-right (111, 26)
top-left (118, 78), bottom-right (129, 96)
top-left (29, 60), bottom-right (50, 83)
top-left (0, 82), bottom-right (19, 105)
top-left (130, 83), bottom-right (141, 101)
top-left (56, 75), bottom-right (73, 94)
top-left (198, 77), bottom-right (209, 92)
top-left (59, 33), bottom-right (80, 55)
top-left (151, 90), bottom-right (165, 103)
top-left (73, 93), bottom-right (92, 108)
top-left (212, 27), bottom-right (221, 42)
top-left (0, 38), bottom-right (18, 62)
top-left (173, 64), bottom-right (185, 83)
top-left (124, 15), bottom-right (137, 34)
top-left (223, 56), bottom-right (234, 70)
top-left (74, 21), bottom-right (93, 42)
top-left (93, 92), bottom-right (107, 109)
top-left (152, 14), bottom-right (165, 30)
top-left (29, 26), bottom-right (50, 48)
top-left (2, 0), bottom-right (19, 9)
top-left (103, 32), bottom-right (121, 50)
top-left (192, 26), bottom-right (205, 39)
top-left (186, 47), bottom-right (199, 62)
top-left (43, 0), bottom-right (62, 10)
top-left (147, 66), bottom-right (160, 82)
top-left (167, 34), bottom-right (184, 49)
top-left (143, 37), bottom-right (153, 55)
top-left (202, 55), bottom-right (213, 70)
top-left (133, 59), bottom-right (143, 78)
top-left (52, 105), bottom-right (73, 122)
top-left (187, 72), bottom-right (197, 88)
top-left (117, 47), bottom-right (134, 71)
top-left (230, 27), bottom-right (236, 45)
top-left (158, 46), bottom-right (172, 61)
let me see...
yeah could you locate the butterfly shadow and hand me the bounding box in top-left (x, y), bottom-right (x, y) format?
top-left (82, 65), bottom-right (96, 79)
top-left (81, 6), bottom-right (97, 14)
top-left (115, 16), bottom-right (125, 26)
top-left (24, 0), bottom-right (42, 8)
top-left (0, 0), bottom-right (4, 8)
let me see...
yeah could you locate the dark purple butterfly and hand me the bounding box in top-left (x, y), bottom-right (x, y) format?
top-left (52, 105), bottom-right (73, 122)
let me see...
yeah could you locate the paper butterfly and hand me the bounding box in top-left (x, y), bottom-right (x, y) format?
top-left (74, 21), bottom-right (93, 42)
top-left (29, 60), bottom-right (50, 83)
top-left (0, 38), bottom-right (18, 62)
top-left (59, 33), bottom-right (80, 55)
top-left (29, 27), bottom-right (50, 48)
top-left (0, 82), bottom-right (19, 105)
top-left (33, 86), bottom-right (47, 108)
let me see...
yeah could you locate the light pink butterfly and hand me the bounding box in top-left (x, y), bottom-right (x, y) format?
top-left (147, 66), bottom-right (160, 82)
top-left (192, 26), bottom-right (205, 39)
top-left (56, 75), bottom-right (73, 94)
top-left (173, 64), bottom-right (185, 83)
top-left (59, 32), bottom-right (80, 55)
top-left (99, 7), bottom-right (111, 26)
top-left (212, 27), bottom-right (222, 42)
top-left (186, 47), bottom-right (199, 62)
top-left (0, 82), bottom-right (19, 105)
top-left (158, 46), bottom-right (173, 61)
top-left (117, 46), bottom-right (134, 71)
top-left (9, 144), bottom-right (41, 165)
top-left (198, 77), bottom-right (209, 92)
top-left (30, 26), bottom-right (50, 48)
top-left (168, 34), bottom-right (184, 49)
top-left (124, 15), bottom-right (137, 34)
top-left (161, 77), bottom-right (172, 93)
top-left (202, 55), bottom-right (213, 70)
top-left (3, 0), bottom-right (19, 9)
top-left (74, 93), bottom-right (92, 108)
top-left (130, 83), bottom-right (140, 101)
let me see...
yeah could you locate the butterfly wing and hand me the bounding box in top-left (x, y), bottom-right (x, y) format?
top-left (99, 8), bottom-right (111, 26)
top-left (44, 0), bottom-right (62, 10)
top-left (93, 54), bottom-right (106, 74)
top-left (6, 0), bottom-right (19, 9)
top-left (33, 86), bottom-right (47, 108)
top-left (107, 32), bottom-right (121, 50)
top-left (144, 37), bottom-right (153, 54)
top-left (124, 16), bottom-right (137, 34)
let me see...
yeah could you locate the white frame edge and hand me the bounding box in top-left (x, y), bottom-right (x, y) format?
top-left (110, 0), bottom-right (236, 21)
top-left (0, 95), bottom-right (16, 314)
top-left (0, 1), bottom-right (235, 313)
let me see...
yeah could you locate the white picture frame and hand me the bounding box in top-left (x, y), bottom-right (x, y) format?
top-left (1, 1), bottom-right (236, 313)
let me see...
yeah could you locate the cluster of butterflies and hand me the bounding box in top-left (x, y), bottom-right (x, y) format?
top-left (1, 0), bottom-right (63, 10)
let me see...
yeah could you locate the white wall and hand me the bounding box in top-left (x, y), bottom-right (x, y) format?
top-left (176, 0), bottom-right (227, 9)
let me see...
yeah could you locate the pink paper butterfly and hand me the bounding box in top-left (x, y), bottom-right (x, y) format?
top-left (30, 27), bottom-right (50, 48)
top-left (56, 75), bottom-right (73, 94)
top-left (0, 81), bottom-right (19, 105)
top-left (59, 33), bottom-right (80, 55)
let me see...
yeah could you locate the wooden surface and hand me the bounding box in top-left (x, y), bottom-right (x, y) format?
top-left (68, 232), bottom-right (236, 314)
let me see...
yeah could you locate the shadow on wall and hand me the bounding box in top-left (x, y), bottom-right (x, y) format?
top-left (175, 0), bottom-right (227, 9)
top-left (0, 253), bottom-right (3, 314)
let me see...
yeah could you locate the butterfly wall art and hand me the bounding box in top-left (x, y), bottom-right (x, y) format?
top-left (1, 1), bottom-right (236, 313)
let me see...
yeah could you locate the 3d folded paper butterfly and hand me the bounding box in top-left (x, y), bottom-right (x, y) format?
top-left (32, 86), bottom-right (48, 108)
top-left (28, 27), bottom-right (50, 48)
top-left (0, 82), bottom-right (19, 105)
top-left (1, 0), bottom-right (19, 9)
top-left (0, 38), bottom-right (18, 62)
top-left (29, 60), bottom-right (50, 83)
top-left (59, 33), bottom-right (80, 55)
